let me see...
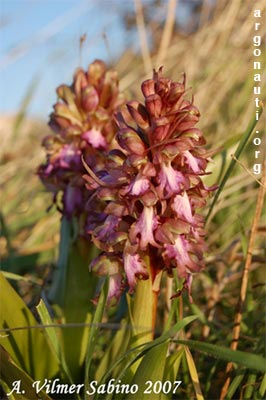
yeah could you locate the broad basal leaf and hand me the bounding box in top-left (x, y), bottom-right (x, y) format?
top-left (0, 272), bottom-right (60, 380)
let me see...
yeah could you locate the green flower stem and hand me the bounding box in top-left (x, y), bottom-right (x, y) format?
top-left (129, 255), bottom-right (162, 374)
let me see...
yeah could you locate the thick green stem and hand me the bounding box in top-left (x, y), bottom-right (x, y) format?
top-left (132, 254), bottom-right (162, 342)
top-left (129, 255), bottom-right (162, 374)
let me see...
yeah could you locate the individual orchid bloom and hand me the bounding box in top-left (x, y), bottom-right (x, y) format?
top-left (38, 59), bottom-right (125, 219)
top-left (124, 244), bottom-right (149, 293)
top-left (172, 192), bottom-right (194, 225)
top-left (125, 173), bottom-right (150, 196)
top-left (129, 206), bottom-right (159, 250)
top-left (90, 254), bottom-right (125, 304)
top-left (157, 161), bottom-right (188, 198)
top-left (163, 235), bottom-right (202, 278)
top-left (86, 67), bottom-right (216, 302)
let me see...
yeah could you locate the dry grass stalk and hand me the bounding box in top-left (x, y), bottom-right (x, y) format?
top-left (220, 162), bottom-right (266, 399)
top-left (231, 154), bottom-right (266, 188)
top-left (156, 0), bottom-right (178, 67)
top-left (134, 0), bottom-right (152, 74)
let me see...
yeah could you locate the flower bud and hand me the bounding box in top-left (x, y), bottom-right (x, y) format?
top-left (117, 128), bottom-right (147, 155)
top-left (145, 94), bottom-right (162, 118)
top-left (81, 86), bottom-right (99, 111)
top-left (141, 79), bottom-right (155, 96)
top-left (127, 101), bottom-right (150, 130)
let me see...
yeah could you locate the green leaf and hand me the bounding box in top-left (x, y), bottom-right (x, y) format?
top-left (0, 346), bottom-right (53, 400)
top-left (259, 374), bottom-right (266, 399)
top-left (163, 297), bottom-right (179, 333)
top-left (61, 238), bottom-right (98, 382)
top-left (173, 340), bottom-right (266, 372)
top-left (0, 272), bottom-right (60, 380)
top-left (159, 348), bottom-right (184, 400)
top-left (36, 299), bottom-right (75, 389)
top-left (226, 372), bottom-right (245, 400)
top-left (206, 105), bottom-right (263, 222)
top-left (243, 373), bottom-right (257, 399)
top-left (127, 341), bottom-right (169, 400)
top-left (1, 271), bottom-right (41, 284)
top-left (189, 303), bottom-right (209, 325)
top-left (48, 217), bottom-right (98, 382)
top-left (36, 300), bottom-right (62, 358)
top-left (48, 216), bottom-right (72, 306)
top-left (95, 319), bottom-right (131, 381)
top-left (84, 278), bottom-right (109, 398)
top-left (94, 315), bottom-right (198, 399)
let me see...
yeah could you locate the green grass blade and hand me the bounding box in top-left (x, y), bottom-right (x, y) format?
top-left (36, 300), bottom-right (61, 356)
top-left (258, 374), bottom-right (266, 399)
top-left (163, 297), bottom-right (179, 333)
top-left (243, 373), bottom-right (257, 399)
top-left (94, 315), bottom-right (198, 400)
top-left (84, 278), bottom-right (109, 398)
top-left (160, 348), bottom-right (184, 400)
top-left (226, 372), bottom-right (245, 399)
top-left (35, 299), bottom-right (78, 395)
top-left (173, 340), bottom-right (266, 372)
top-left (95, 319), bottom-right (131, 381)
top-left (1, 271), bottom-right (41, 284)
top-left (206, 105), bottom-right (263, 222)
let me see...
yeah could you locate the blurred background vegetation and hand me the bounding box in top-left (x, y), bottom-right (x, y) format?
top-left (1, 0), bottom-right (265, 398)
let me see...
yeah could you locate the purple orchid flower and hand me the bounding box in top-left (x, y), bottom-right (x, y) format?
top-left (85, 68), bottom-right (216, 303)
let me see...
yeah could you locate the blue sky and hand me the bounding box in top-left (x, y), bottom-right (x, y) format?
top-left (0, 0), bottom-right (195, 120)
top-left (0, 0), bottom-right (137, 118)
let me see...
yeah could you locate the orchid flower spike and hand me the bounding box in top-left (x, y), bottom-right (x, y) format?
top-left (85, 67), bottom-right (216, 304)
top-left (38, 59), bottom-right (125, 219)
